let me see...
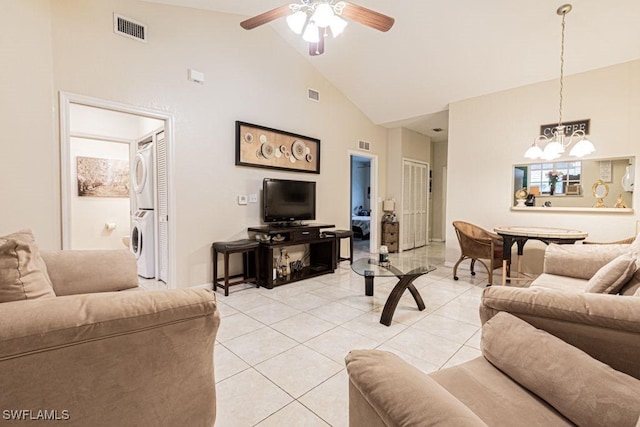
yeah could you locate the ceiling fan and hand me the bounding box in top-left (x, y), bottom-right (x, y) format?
top-left (240, 0), bottom-right (395, 56)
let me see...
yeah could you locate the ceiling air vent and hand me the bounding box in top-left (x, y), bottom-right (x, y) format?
top-left (358, 140), bottom-right (371, 151)
top-left (308, 88), bottom-right (320, 102)
top-left (113, 14), bottom-right (147, 42)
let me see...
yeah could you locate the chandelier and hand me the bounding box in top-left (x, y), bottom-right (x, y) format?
top-left (286, 1), bottom-right (348, 44)
top-left (524, 4), bottom-right (596, 161)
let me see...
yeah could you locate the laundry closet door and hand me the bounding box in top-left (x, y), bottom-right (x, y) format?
top-left (402, 160), bottom-right (429, 251)
top-left (155, 130), bottom-right (169, 283)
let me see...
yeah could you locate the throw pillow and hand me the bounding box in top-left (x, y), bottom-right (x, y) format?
top-left (0, 230), bottom-right (56, 303)
top-left (631, 232), bottom-right (640, 256)
top-left (482, 312), bottom-right (640, 427)
top-left (584, 254), bottom-right (637, 294)
top-left (619, 261), bottom-right (640, 296)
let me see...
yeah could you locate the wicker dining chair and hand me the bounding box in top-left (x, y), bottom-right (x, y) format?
top-left (452, 221), bottom-right (506, 286)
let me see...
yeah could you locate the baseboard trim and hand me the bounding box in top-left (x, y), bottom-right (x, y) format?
top-left (191, 282), bottom-right (213, 290)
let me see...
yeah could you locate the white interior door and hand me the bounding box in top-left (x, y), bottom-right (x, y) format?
top-left (402, 160), bottom-right (429, 251)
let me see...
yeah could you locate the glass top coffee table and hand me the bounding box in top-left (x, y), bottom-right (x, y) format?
top-left (352, 257), bottom-right (436, 326)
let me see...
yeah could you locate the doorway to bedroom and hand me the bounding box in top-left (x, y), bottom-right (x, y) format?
top-left (350, 155), bottom-right (372, 254)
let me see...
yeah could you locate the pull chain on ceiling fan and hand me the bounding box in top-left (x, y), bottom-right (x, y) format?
top-left (240, 1), bottom-right (395, 56)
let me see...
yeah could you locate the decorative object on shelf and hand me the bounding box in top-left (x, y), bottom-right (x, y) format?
top-left (236, 121), bottom-right (320, 173)
top-left (547, 170), bottom-right (563, 195)
top-left (525, 194), bottom-right (536, 207)
top-left (614, 194), bottom-right (627, 209)
top-left (515, 188), bottom-right (528, 207)
top-left (524, 4), bottom-right (596, 161)
top-left (592, 180), bottom-right (609, 208)
top-left (382, 199), bottom-right (396, 222)
top-left (621, 163), bottom-right (635, 192)
top-left (239, 1), bottom-right (394, 56)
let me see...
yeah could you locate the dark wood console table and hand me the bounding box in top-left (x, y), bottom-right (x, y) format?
top-left (248, 223), bottom-right (336, 288)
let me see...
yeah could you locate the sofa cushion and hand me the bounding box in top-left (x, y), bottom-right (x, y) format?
top-left (630, 232), bottom-right (640, 255)
top-left (481, 312), bottom-right (640, 427)
top-left (428, 357), bottom-right (572, 426)
top-left (0, 230), bottom-right (55, 303)
top-left (584, 254), bottom-right (637, 294)
top-left (543, 243), bottom-right (630, 280)
top-left (345, 350), bottom-right (487, 426)
top-left (530, 273), bottom-right (586, 293)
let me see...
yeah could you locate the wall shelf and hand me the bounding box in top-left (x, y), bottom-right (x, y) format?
top-left (510, 206), bottom-right (634, 214)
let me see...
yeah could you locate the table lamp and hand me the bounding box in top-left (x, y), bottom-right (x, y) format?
top-left (382, 199), bottom-right (395, 222)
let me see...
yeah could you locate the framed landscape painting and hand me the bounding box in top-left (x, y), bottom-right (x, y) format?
top-left (76, 156), bottom-right (130, 198)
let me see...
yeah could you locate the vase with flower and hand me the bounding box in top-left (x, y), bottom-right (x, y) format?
top-left (547, 171), bottom-right (563, 195)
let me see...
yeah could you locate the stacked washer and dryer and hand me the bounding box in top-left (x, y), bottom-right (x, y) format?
top-left (130, 141), bottom-right (156, 279)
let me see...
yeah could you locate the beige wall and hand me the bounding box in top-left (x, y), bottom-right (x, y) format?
top-left (400, 128), bottom-right (431, 163)
top-left (430, 142), bottom-right (448, 241)
top-left (447, 60), bottom-right (640, 269)
top-left (0, 1), bottom-right (58, 247)
top-left (3, 0), bottom-right (387, 287)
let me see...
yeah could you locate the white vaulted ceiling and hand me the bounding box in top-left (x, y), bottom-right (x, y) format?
top-left (142, 0), bottom-right (640, 140)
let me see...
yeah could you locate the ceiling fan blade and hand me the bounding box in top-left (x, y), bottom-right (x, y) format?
top-left (240, 5), bottom-right (291, 30)
top-left (309, 29), bottom-right (325, 56)
top-left (341, 2), bottom-right (395, 32)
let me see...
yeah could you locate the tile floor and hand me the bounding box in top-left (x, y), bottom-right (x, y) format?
top-left (213, 242), bottom-right (491, 426)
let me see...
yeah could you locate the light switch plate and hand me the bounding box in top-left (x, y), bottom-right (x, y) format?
top-left (249, 194), bottom-right (258, 203)
top-left (238, 195), bottom-right (248, 205)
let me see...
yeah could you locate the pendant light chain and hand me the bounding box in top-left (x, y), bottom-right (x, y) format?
top-left (558, 12), bottom-right (566, 128)
top-left (524, 4), bottom-right (595, 160)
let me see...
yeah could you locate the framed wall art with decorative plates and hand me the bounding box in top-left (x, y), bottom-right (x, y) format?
top-left (235, 121), bottom-right (320, 174)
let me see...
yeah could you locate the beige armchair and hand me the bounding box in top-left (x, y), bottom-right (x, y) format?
top-left (0, 246), bottom-right (220, 427)
top-left (452, 221), bottom-right (505, 285)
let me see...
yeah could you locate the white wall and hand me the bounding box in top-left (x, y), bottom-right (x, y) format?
top-left (447, 60), bottom-right (640, 268)
top-left (3, 0), bottom-right (387, 287)
top-left (0, 1), bottom-right (58, 247)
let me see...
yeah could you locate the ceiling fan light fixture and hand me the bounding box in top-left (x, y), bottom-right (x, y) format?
top-left (302, 21), bottom-right (320, 42)
top-left (286, 10), bottom-right (308, 34)
top-left (329, 15), bottom-right (348, 37)
top-left (311, 3), bottom-right (334, 28)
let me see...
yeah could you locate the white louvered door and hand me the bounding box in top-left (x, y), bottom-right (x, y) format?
top-left (155, 130), bottom-right (169, 283)
top-left (402, 160), bottom-right (429, 251)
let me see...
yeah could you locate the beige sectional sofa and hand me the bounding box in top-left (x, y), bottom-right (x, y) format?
top-left (347, 239), bottom-right (640, 426)
top-left (1, 230), bottom-right (220, 426)
top-left (530, 242), bottom-right (640, 295)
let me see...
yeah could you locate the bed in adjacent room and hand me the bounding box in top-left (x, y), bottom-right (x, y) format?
top-left (351, 215), bottom-right (371, 239)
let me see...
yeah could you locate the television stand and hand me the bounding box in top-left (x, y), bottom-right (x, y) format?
top-left (248, 223), bottom-right (336, 288)
top-left (269, 221), bottom-right (309, 228)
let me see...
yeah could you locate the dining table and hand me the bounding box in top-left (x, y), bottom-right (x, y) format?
top-left (494, 226), bottom-right (588, 286)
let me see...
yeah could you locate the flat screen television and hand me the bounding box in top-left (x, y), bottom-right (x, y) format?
top-left (263, 178), bottom-right (316, 224)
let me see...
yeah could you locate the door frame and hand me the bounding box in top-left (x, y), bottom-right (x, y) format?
top-left (401, 157), bottom-right (430, 252)
top-left (348, 150), bottom-right (379, 252)
top-left (59, 92), bottom-right (177, 288)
